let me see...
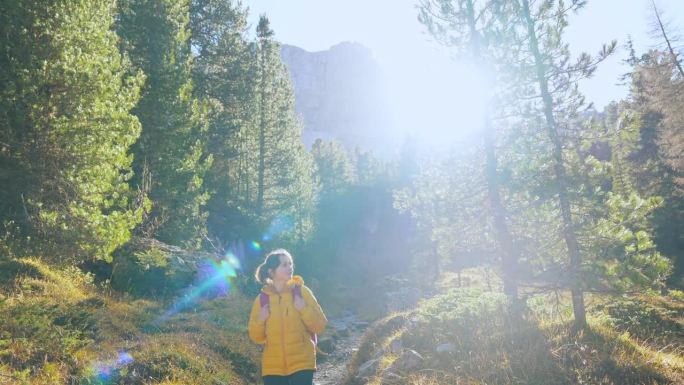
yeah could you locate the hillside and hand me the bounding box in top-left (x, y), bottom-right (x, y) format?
top-left (341, 270), bottom-right (684, 385)
top-left (0, 258), bottom-right (260, 384)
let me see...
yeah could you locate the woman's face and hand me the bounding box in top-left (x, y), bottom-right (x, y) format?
top-left (270, 254), bottom-right (293, 283)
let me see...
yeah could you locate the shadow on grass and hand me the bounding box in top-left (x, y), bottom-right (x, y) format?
top-left (0, 259), bottom-right (43, 286)
top-left (555, 326), bottom-right (675, 385)
top-left (341, 287), bottom-right (683, 385)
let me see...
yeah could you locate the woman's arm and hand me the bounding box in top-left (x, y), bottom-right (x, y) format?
top-left (298, 286), bottom-right (327, 334)
top-left (248, 296), bottom-right (267, 344)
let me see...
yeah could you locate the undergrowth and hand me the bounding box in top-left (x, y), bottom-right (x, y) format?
top-left (0, 257), bottom-right (260, 385)
top-left (342, 269), bottom-right (684, 385)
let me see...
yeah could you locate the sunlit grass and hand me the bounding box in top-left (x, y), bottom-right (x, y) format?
top-left (344, 268), bottom-right (684, 385)
top-left (342, 312), bottom-right (410, 384)
top-left (2, 256), bottom-right (681, 384)
top-left (0, 257), bottom-right (260, 384)
top-left (1, 257), bottom-right (94, 303)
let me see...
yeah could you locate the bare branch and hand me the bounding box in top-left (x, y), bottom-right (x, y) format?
top-left (650, 0), bottom-right (684, 77)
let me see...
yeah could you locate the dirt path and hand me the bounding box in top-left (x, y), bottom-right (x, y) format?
top-left (314, 311), bottom-right (367, 385)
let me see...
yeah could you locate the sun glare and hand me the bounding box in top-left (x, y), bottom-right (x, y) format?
top-left (382, 51), bottom-right (489, 151)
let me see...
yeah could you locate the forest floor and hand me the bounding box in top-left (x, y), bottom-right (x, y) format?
top-left (337, 269), bottom-right (684, 385)
top-left (2, 258), bottom-right (682, 385)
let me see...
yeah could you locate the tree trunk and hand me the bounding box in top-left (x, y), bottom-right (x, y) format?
top-left (520, 0), bottom-right (586, 328)
top-left (465, 0), bottom-right (518, 298)
top-left (651, 0), bottom-right (684, 77)
top-left (256, 43), bottom-right (266, 216)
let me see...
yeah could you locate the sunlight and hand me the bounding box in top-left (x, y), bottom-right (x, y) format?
top-left (249, 0), bottom-right (492, 152)
top-left (382, 52), bottom-right (490, 150)
top-left (261, 216), bottom-right (294, 242)
top-left (155, 253), bottom-right (241, 323)
top-left (3, 0), bottom-right (682, 383)
top-left (150, 216), bottom-right (298, 325)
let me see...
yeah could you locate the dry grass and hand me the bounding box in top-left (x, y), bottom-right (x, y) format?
top-left (0, 258), bottom-right (260, 385)
top-left (342, 271), bottom-right (684, 385)
top-left (341, 312), bottom-right (410, 385)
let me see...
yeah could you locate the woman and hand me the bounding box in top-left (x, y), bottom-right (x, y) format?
top-left (248, 249), bottom-right (327, 385)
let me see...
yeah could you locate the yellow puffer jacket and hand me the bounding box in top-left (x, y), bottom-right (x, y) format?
top-left (248, 278), bottom-right (327, 376)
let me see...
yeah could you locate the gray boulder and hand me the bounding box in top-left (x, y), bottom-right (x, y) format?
top-left (356, 358), bottom-right (381, 380)
top-left (385, 349), bottom-right (424, 374)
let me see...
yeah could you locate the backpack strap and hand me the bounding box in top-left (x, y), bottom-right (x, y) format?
top-left (292, 284), bottom-right (318, 345)
top-left (292, 284), bottom-right (302, 299)
top-left (259, 291), bottom-right (269, 308)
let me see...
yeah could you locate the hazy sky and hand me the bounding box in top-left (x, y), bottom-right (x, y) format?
top-left (245, 0), bottom-right (684, 147)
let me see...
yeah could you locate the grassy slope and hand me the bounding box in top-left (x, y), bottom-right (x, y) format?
top-left (342, 269), bottom-right (684, 385)
top-left (2, 259), bottom-right (681, 385)
top-left (0, 258), bottom-right (261, 385)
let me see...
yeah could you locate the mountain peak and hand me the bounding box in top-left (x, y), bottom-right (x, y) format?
top-left (280, 42), bottom-right (390, 154)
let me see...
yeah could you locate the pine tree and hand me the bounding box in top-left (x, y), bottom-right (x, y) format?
top-left (412, 1), bottom-right (671, 321)
top-left (514, 0), bottom-right (618, 327)
top-left (188, 0), bottom-right (254, 242)
top-left (0, 0), bottom-right (144, 262)
top-left (649, 0), bottom-right (684, 78)
top-left (311, 139), bottom-right (355, 195)
top-left (394, 149), bottom-right (493, 282)
top-left (352, 147), bottom-right (385, 186)
top-left (509, 0), bottom-right (669, 327)
top-left (117, 0), bottom-right (211, 248)
top-left (623, 46), bottom-right (683, 286)
top-left (603, 102), bottom-right (639, 195)
top-left (418, 0), bottom-right (521, 297)
top-left (255, 17), bottom-right (314, 243)
top-left (638, 50), bottom-right (684, 189)
top-left (577, 101), bottom-right (672, 295)
top-left (220, 16), bottom-right (315, 245)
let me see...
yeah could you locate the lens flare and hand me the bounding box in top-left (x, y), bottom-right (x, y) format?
top-left (87, 250), bottom-right (243, 382)
top-left (88, 351), bottom-right (134, 384)
top-left (225, 251), bottom-right (242, 271)
top-left (250, 240), bottom-right (262, 251)
top-left (116, 351), bottom-right (134, 366)
top-left (262, 216), bottom-right (294, 242)
top-left (156, 254), bottom-right (242, 323)
top-left (224, 241), bottom-right (247, 273)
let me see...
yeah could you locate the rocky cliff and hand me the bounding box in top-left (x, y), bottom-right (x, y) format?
top-left (280, 42), bottom-right (389, 152)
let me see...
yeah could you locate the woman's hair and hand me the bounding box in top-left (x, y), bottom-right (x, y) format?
top-left (255, 248), bottom-right (293, 284)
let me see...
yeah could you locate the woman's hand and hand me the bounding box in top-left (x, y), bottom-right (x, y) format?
top-left (258, 305), bottom-right (270, 323)
top-left (294, 295), bottom-right (306, 310)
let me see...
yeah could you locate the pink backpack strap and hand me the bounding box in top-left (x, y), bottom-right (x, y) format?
top-left (292, 284), bottom-right (303, 299)
top-left (259, 291), bottom-right (269, 308)
top-left (292, 285), bottom-right (317, 345)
